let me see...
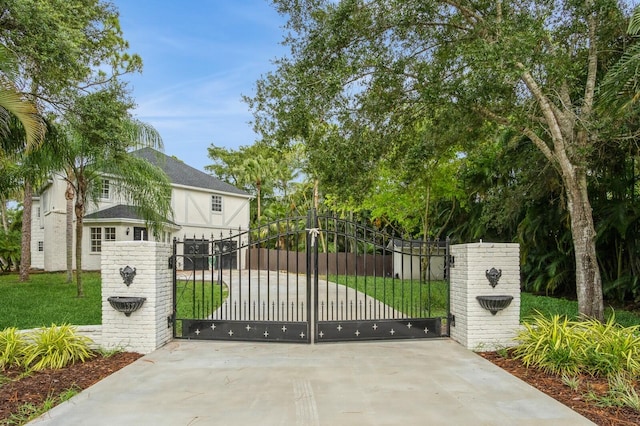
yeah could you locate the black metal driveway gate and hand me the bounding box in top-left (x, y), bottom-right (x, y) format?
top-left (171, 210), bottom-right (450, 343)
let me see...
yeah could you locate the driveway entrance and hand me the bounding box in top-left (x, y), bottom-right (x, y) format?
top-left (171, 210), bottom-right (450, 343)
top-left (31, 340), bottom-right (595, 425)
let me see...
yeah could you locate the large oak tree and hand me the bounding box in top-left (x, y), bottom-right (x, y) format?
top-left (249, 0), bottom-right (633, 320)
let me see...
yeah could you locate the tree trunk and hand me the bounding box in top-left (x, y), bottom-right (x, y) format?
top-left (313, 179), bottom-right (319, 211)
top-left (0, 197), bottom-right (7, 271)
top-left (19, 181), bottom-right (32, 282)
top-left (517, 59), bottom-right (604, 321)
top-left (564, 173), bottom-right (604, 320)
top-left (65, 182), bottom-right (74, 283)
top-left (74, 179), bottom-right (86, 298)
top-left (74, 201), bottom-right (84, 298)
top-left (423, 184), bottom-right (431, 239)
top-left (256, 180), bottom-right (261, 221)
top-left (1, 197), bottom-right (8, 232)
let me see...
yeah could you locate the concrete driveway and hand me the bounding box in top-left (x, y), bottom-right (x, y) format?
top-left (30, 339), bottom-right (594, 426)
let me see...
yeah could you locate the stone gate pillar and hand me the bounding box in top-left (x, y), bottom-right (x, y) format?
top-left (449, 242), bottom-right (520, 351)
top-left (101, 241), bottom-right (172, 354)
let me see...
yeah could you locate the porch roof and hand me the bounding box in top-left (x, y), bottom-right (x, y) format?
top-left (84, 204), bottom-right (177, 227)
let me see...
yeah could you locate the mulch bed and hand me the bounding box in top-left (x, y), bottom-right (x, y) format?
top-left (479, 351), bottom-right (640, 426)
top-left (0, 352), bottom-right (142, 424)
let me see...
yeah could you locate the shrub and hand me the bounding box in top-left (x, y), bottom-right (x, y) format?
top-left (0, 327), bottom-right (26, 369)
top-left (514, 312), bottom-right (640, 377)
top-left (513, 313), bottom-right (582, 375)
top-left (577, 316), bottom-right (640, 377)
top-left (22, 324), bottom-right (94, 371)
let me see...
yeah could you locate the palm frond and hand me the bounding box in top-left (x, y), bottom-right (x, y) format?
top-left (0, 81), bottom-right (46, 151)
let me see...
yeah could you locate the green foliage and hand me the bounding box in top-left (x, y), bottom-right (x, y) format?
top-left (0, 0), bottom-right (142, 103)
top-left (21, 324), bottom-right (94, 371)
top-left (0, 327), bottom-right (26, 369)
top-left (578, 317), bottom-right (640, 377)
top-left (514, 313), bottom-right (640, 377)
top-left (94, 346), bottom-right (123, 358)
top-left (586, 373), bottom-right (640, 412)
top-left (206, 143), bottom-right (304, 225)
top-left (514, 314), bottom-right (583, 376)
top-left (561, 374), bottom-right (580, 392)
top-left (0, 228), bottom-right (21, 272)
top-left (0, 272), bottom-right (101, 330)
top-left (253, 0), bottom-right (640, 319)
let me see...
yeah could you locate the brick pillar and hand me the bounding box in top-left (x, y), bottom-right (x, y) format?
top-left (101, 241), bottom-right (172, 354)
top-left (449, 242), bottom-right (520, 351)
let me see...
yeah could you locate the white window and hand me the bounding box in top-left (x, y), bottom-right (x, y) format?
top-left (91, 227), bottom-right (102, 252)
top-left (38, 241), bottom-right (44, 252)
top-left (101, 179), bottom-right (110, 199)
top-left (104, 227), bottom-right (116, 241)
top-left (211, 195), bottom-right (222, 213)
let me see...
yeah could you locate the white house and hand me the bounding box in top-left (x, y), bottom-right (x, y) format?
top-left (31, 148), bottom-right (252, 271)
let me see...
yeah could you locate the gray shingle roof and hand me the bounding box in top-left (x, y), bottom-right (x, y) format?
top-left (84, 204), bottom-right (176, 225)
top-left (84, 205), bottom-right (141, 220)
top-left (131, 147), bottom-right (250, 197)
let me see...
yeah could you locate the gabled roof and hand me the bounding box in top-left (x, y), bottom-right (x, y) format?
top-left (131, 147), bottom-right (250, 197)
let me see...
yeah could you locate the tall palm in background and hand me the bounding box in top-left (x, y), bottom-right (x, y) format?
top-left (0, 45), bottom-right (46, 280)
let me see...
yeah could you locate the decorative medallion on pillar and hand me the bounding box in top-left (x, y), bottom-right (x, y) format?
top-left (485, 267), bottom-right (502, 288)
top-left (119, 265), bottom-right (137, 286)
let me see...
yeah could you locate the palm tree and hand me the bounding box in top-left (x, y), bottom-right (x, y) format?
top-left (58, 89), bottom-right (172, 297)
top-left (601, 7), bottom-right (640, 109)
top-left (235, 155), bottom-right (277, 223)
top-left (0, 45), bottom-right (45, 153)
top-left (0, 45), bottom-right (47, 282)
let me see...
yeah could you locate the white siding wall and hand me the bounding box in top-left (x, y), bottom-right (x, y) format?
top-left (43, 211), bottom-right (67, 271)
top-left (30, 200), bottom-right (45, 269)
top-left (171, 186), bottom-right (251, 238)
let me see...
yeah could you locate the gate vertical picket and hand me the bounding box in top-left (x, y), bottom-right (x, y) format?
top-left (172, 209), bottom-right (449, 343)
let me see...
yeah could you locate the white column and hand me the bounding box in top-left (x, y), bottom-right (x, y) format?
top-left (101, 241), bottom-right (172, 354)
top-left (449, 242), bottom-right (520, 351)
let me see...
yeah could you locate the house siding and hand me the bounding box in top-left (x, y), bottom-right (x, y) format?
top-left (172, 185), bottom-right (250, 238)
top-left (31, 156), bottom-right (251, 272)
top-left (30, 200), bottom-right (45, 269)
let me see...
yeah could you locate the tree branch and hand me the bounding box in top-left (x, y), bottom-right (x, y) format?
top-left (477, 106), bottom-right (557, 167)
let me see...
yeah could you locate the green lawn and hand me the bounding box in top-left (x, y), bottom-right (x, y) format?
top-left (327, 275), bottom-right (449, 318)
top-left (173, 279), bottom-right (228, 336)
top-left (0, 272), bottom-right (101, 329)
top-left (521, 292), bottom-right (640, 327)
top-left (175, 279), bottom-right (228, 319)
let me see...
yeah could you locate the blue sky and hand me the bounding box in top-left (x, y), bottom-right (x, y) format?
top-left (111, 1), bottom-right (289, 171)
